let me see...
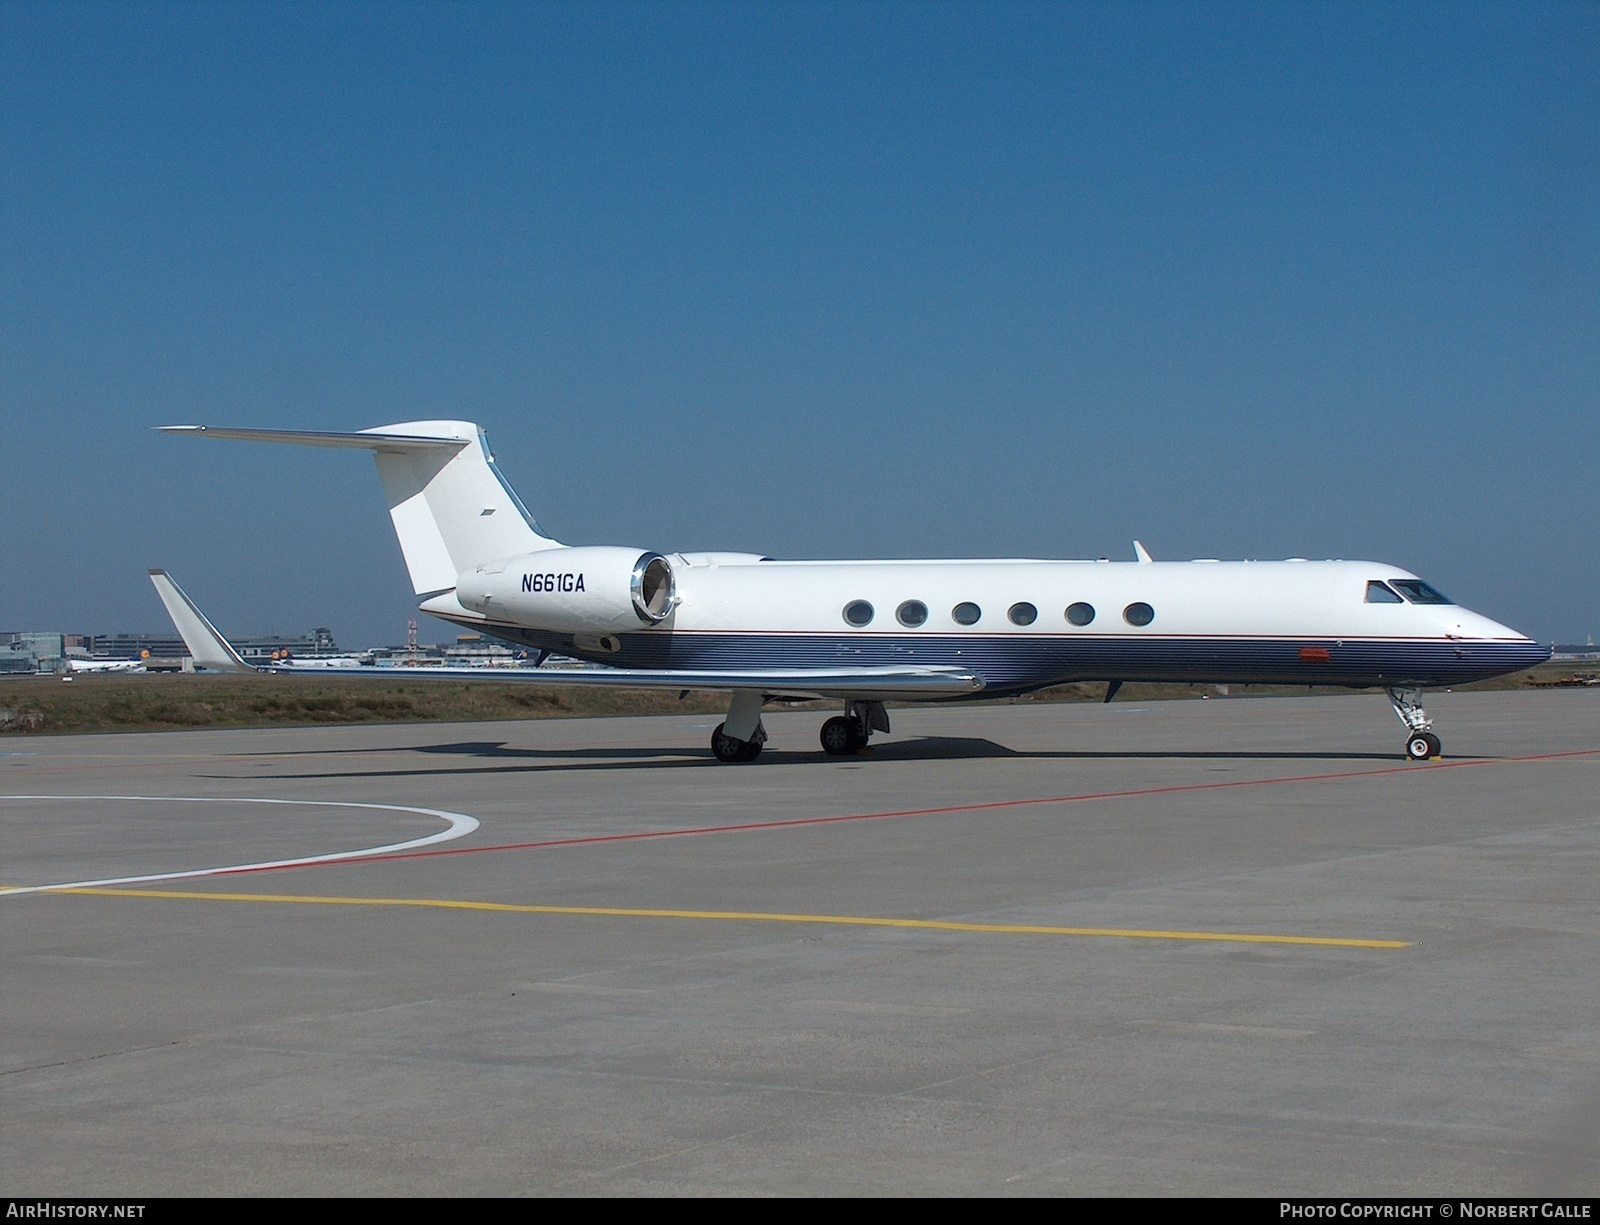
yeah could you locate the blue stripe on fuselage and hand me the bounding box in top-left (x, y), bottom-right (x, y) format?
top-left (454, 623), bottom-right (1550, 690)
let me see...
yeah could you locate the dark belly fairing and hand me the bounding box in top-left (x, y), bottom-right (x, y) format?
top-left (474, 624), bottom-right (1550, 690)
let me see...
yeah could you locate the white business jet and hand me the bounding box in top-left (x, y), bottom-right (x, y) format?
top-left (157, 421), bottom-right (1548, 763)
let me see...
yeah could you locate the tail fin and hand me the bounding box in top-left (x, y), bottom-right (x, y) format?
top-left (160, 421), bottom-right (562, 594)
top-left (147, 570), bottom-right (253, 672)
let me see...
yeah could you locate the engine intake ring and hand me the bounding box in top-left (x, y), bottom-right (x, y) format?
top-left (631, 552), bottom-right (676, 624)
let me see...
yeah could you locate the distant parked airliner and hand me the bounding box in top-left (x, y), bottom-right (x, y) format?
top-left (157, 421), bottom-right (1548, 762)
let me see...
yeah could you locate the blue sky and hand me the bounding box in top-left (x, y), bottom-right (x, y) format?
top-left (2, 1), bottom-right (1595, 647)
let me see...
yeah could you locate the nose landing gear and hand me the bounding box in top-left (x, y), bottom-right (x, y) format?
top-left (1388, 687), bottom-right (1442, 761)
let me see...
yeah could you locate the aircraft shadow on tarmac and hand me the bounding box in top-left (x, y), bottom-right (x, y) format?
top-left (415, 737), bottom-right (1405, 764)
top-left (211, 737), bottom-right (1406, 781)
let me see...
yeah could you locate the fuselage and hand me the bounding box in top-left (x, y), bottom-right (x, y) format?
top-left (428, 555), bottom-right (1548, 696)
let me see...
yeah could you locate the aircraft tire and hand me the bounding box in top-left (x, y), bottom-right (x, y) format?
top-left (1405, 732), bottom-right (1441, 762)
top-left (820, 716), bottom-right (859, 756)
top-left (739, 738), bottom-right (763, 762)
top-left (711, 723), bottom-right (750, 763)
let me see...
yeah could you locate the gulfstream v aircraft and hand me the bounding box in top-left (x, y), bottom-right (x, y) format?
top-left (159, 420), bottom-right (1548, 762)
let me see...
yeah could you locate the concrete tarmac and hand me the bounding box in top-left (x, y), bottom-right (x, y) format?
top-left (3, 689), bottom-right (1598, 1196)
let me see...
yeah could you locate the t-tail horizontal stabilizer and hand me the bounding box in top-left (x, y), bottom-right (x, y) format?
top-left (159, 421), bottom-right (563, 597)
top-left (147, 570), bottom-right (252, 672)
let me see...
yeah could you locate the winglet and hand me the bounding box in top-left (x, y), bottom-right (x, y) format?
top-left (147, 571), bottom-right (253, 672)
top-left (1133, 540), bottom-right (1153, 563)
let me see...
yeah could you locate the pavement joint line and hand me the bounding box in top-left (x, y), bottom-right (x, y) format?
top-left (227, 744), bottom-right (1600, 876)
top-left (51, 886), bottom-right (1412, 948)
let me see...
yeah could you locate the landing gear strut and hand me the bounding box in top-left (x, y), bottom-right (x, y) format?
top-left (1387, 687), bottom-right (1442, 761)
top-left (820, 701), bottom-right (889, 756)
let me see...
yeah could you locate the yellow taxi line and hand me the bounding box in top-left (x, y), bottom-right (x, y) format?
top-left (54, 887), bottom-right (1410, 948)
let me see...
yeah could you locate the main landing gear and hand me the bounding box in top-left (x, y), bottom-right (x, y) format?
top-left (708, 696), bottom-right (892, 763)
top-left (1387, 687), bottom-right (1442, 761)
top-left (711, 722), bottom-right (765, 762)
top-left (820, 701), bottom-right (889, 756)
top-left (711, 690), bottom-right (767, 763)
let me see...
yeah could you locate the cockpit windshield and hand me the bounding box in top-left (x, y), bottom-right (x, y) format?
top-left (1390, 579), bottom-right (1454, 605)
top-left (1365, 581), bottom-right (1403, 604)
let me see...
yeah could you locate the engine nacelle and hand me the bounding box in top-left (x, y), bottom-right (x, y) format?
top-left (456, 547), bottom-right (676, 634)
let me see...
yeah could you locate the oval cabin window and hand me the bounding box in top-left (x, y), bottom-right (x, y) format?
top-left (951, 602), bottom-right (981, 626)
top-left (843, 600), bottom-right (875, 627)
top-left (1123, 602), bottom-right (1154, 627)
top-left (1008, 602), bottom-right (1038, 626)
top-left (896, 600), bottom-right (928, 627)
top-left (1065, 602), bottom-right (1095, 626)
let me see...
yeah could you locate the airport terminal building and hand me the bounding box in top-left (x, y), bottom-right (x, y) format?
top-left (1, 628), bottom-right (341, 674)
top-left (1, 628), bottom-right (527, 674)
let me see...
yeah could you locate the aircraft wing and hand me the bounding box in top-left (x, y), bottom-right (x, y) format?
top-left (157, 425), bottom-right (466, 454)
top-left (147, 570), bottom-right (984, 700)
top-left (259, 662), bottom-right (981, 699)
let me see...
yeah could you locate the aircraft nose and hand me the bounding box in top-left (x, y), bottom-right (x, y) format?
top-left (1444, 610), bottom-right (1550, 678)
top-left (1454, 610), bottom-right (1503, 637)
top-left (1452, 609), bottom-right (1540, 646)
top-left (1457, 610), bottom-right (1551, 663)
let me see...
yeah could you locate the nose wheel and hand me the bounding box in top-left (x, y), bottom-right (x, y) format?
top-left (1405, 731), bottom-right (1442, 762)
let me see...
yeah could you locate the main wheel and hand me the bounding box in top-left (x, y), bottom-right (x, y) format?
top-left (1405, 732), bottom-right (1441, 761)
top-left (739, 738), bottom-right (763, 762)
top-left (820, 716), bottom-right (860, 756)
top-left (712, 723), bottom-right (749, 762)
